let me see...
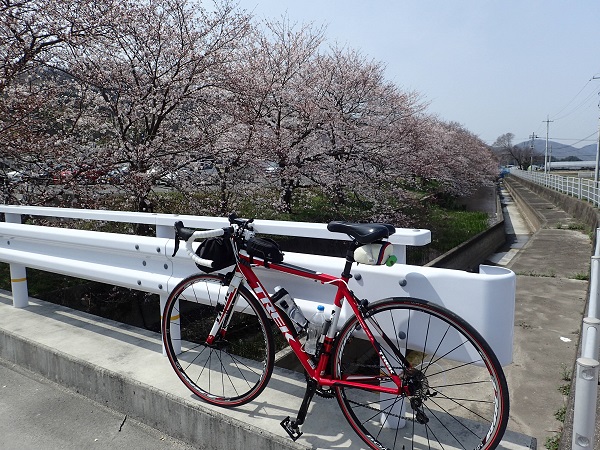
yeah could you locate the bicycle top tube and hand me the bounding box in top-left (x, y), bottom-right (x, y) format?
top-left (237, 251), bottom-right (341, 285)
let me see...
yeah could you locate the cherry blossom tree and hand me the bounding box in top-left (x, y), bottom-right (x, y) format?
top-left (0, 0), bottom-right (129, 206)
top-left (2, 1), bottom-right (81, 203)
top-left (223, 17), bottom-right (326, 214)
top-left (306, 46), bottom-right (428, 223)
top-left (409, 118), bottom-right (498, 198)
top-left (58, 0), bottom-right (250, 212)
top-left (1, 0), bottom-right (502, 225)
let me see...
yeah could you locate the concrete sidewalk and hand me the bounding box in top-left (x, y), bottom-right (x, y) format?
top-left (0, 356), bottom-right (195, 450)
top-left (1, 177), bottom-right (590, 449)
top-left (502, 176), bottom-right (592, 449)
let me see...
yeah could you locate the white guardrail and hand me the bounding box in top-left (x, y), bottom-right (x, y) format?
top-left (0, 205), bottom-right (516, 366)
top-left (573, 231), bottom-right (600, 450)
top-left (509, 168), bottom-right (600, 206)
top-left (509, 169), bottom-right (600, 449)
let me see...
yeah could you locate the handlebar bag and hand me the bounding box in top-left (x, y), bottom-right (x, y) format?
top-left (245, 237), bottom-right (284, 265)
top-left (195, 237), bottom-right (236, 272)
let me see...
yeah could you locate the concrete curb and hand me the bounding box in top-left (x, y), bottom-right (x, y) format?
top-left (503, 177), bottom-right (545, 232)
top-left (0, 294), bottom-right (305, 450)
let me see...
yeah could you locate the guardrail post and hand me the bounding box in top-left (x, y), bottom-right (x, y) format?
top-left (572, 357), bottom-right (599, 450)
top-left (156, 223), bottom-right (180, 355)
top-left (582, 317), bottom-right (600, 361)
top-left (589, 231), bottom-right (600, 320)
top-left (589, 256), bottom-right (600, 320)
top-left (5, 213), bottom-right (28, 308)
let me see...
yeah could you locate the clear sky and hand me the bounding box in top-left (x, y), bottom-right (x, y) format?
top-left (235, 0), bottom-right (600, 148)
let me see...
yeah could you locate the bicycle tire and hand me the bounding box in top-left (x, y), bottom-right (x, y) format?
top-left (332, 297), bottom-right (509, 450)
top-left (161, 273), bottom-right (275, 407)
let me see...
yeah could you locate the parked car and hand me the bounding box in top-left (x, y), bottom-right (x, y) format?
top-left (53, 165), bottom-right (110, 185)
top-left (103, 164), bottom-right (130, 184)
top-left (7, 170), bottom-right (24, 183)
top-left (6, 169), bottom-right (50, 184)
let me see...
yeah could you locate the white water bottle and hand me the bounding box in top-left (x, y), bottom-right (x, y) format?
top-left (305, 305), bottom-right (326, 355)
top-left (272, 286), bottom-right (308, 333)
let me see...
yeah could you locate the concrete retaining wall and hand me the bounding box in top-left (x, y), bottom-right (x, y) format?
top-left (426, 186), bottom-right (507, 271)
top-left (426, 221), bottom-right (506, 271)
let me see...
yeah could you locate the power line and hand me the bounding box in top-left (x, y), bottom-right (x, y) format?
top-left (551, 78), bottom-right (593, 119)
top-left (552, 88), bottom-right (598, 121)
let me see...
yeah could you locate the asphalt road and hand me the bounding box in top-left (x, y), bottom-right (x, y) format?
top-left (0, 357), bottom-right (195, 450)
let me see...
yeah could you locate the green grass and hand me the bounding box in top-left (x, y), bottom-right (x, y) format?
top-left (557, 383), bottom-right (570, 395)
top-left (560, 363), bottom-right (572, 382)
top-left (516, 270), bottom-right (557, 278)
top-left (544, 364), bottom-right (573, 450)
top-left (571, 272), bottom-right (590, 281)
top-left (545, 433), bottom-right (561, 450)
top-left (554, 405), bottom-right (566, 423)
top-left (428, 208), bottom-right (489, 249)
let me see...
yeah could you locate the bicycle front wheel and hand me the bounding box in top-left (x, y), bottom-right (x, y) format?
top-left (162, 273), bottom-right (275, 407)
top-left (332, 297), bottom-right (509, 450)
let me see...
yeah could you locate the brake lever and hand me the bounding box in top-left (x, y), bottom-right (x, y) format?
top-left (172, 220), bottom-right (198, 256)
top-left (172, 221), bottom-right (184, 257)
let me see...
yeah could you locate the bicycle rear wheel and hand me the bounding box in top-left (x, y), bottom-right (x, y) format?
top-left (332, 297), bottom-right (509, 450)
top-left (162, 273), bottom-right (275, 407)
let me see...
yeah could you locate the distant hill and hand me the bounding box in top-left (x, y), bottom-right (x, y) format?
top-left (516, 139), bottom-right (597, 161)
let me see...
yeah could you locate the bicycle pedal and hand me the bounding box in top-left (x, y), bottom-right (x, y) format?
top-left (280, 416), bottom-right (303, 441)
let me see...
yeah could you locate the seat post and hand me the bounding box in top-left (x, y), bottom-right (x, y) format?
top-left (341, 244), bottom-right (357, 279)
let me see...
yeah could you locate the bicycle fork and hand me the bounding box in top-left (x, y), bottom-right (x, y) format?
top-left (204, 273), bottom-right (242, 345)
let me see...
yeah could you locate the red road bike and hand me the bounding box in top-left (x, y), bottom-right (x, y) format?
top-left (161, 215), bottom-right (509, 450)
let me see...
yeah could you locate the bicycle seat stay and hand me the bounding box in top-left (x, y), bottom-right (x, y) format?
top-left (327, 221), bottom-right (395, 244)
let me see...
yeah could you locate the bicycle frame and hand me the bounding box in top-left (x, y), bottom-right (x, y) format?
top-left (214, 251), bottom-right (408, 397)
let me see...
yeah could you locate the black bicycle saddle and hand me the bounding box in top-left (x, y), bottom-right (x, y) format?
top-left (327, 221), bottom-right (395, 244)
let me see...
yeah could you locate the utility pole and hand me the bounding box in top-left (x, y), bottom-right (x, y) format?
top-left (529, 132), bottom-right (538, 171)
top-left (543, 116), bottom-right (553, 173)
top-left (594, 76), bottom-right (600, 184)
top-left (595, 118), bottom-right (600, 184)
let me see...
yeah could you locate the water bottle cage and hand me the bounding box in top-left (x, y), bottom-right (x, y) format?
top-left (312, 320), bottom-right (331, 358)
